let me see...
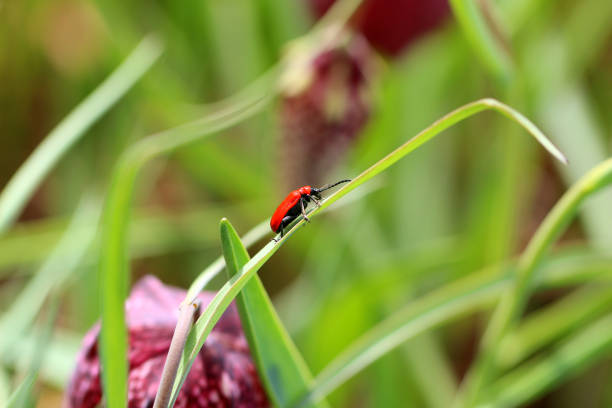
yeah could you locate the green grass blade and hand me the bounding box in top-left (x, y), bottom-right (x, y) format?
top-left (220, 219), bottom-right (324, 408)
top-left (497, 286), bottom-right (612, 369)
top-left (295, 252), bottom-right (612, 406)
top-left (0, 36), bottom-right (162, 234)
top-left (478, 314), bottom-right (612, 408)
top-left (315, 99), bottom-right (565, 217)
top-left (168, 98), bottom-right (565, 403)
top-left (99, 68), bottom-right (276, 408)
top-left (457, 158), bottom-right (612, 407)
top-left (299, 271), bottom-right (505, 407)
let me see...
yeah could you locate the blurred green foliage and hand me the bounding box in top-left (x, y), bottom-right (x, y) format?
top-left (0, 0), bottom-right (611, 407)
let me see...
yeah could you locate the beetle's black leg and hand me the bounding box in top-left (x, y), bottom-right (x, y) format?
top-left (310, 195), bottom-right (321, 207)
top-left (274, 215), bottom-right (295, 242)
top-left (300, 198), bottom-right (310, 223)
top-left (273, 226), bottom-right (284, 243)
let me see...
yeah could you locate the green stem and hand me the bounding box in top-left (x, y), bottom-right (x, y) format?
top-left (457, 157), bottom-right (612, 407)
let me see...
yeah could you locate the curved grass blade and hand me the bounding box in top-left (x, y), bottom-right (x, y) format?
top-left (497, 285), bottom-right (612, 369)
top-left (98, 68), bottom-right (277, 408)
top-left (294, 252), bottom-right (612, 407)
top-left (478, 314), bottom-right (612, 408)
top-left (220, 219), bottom-right (325, 408)
top-left (168, 98), bottom-right (565, 403)
top-left (0, 36), bottom-right (162, 234)
top-left (297, 266), bottom-right (507, 407)
top-left (457, 157), bottom-right (612, 407)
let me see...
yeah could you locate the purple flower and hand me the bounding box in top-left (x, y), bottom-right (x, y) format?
top-left (279, 32), bottom-right (374, 188)
top-left (66, 276), bottom-right (268, 408)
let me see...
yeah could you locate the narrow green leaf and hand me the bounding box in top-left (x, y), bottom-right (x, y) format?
top-left (0, 36), bottom-right (162, 234)
top-left (457, 158), bottom-right (612, 407)
top-left (169, 98), bottom-right (566, 403)
top-left (296, 253), bottom-right (612, 406)
top-left (497, 286), bottom-right (612, 369)
top-left (220, 218), bottom-right (323, 408)
top-left (479, 314), bottom-right (612, 408)
top-left (299, 267), bottom-right (505, 407)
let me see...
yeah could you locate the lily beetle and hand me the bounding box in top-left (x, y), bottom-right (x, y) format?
top-left (270, 179), bottom-right (351, 240)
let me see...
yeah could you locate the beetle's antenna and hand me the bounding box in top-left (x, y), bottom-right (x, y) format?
top-left (313, 179), bottom-right (351, 193)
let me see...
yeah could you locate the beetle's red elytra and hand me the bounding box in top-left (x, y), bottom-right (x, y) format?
top-left (270, 179), bottom-right (351, 240)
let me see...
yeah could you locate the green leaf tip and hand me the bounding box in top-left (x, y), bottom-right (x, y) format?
top-left (481, 98), bottom-right (568, 165)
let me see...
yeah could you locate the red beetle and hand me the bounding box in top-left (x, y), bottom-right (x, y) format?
top-left (270, 179), bottom-right (351, 239)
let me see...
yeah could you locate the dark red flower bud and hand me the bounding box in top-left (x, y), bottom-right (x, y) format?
top-left (279, 31), bottom-right (374, 188)
top-left (308, 0), bottom-right (450, 56)
top-left (66, 276), bottom-right (268, 408)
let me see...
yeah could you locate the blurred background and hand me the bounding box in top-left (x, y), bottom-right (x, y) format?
top-left (1, 0), bottom-right (612, 406)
